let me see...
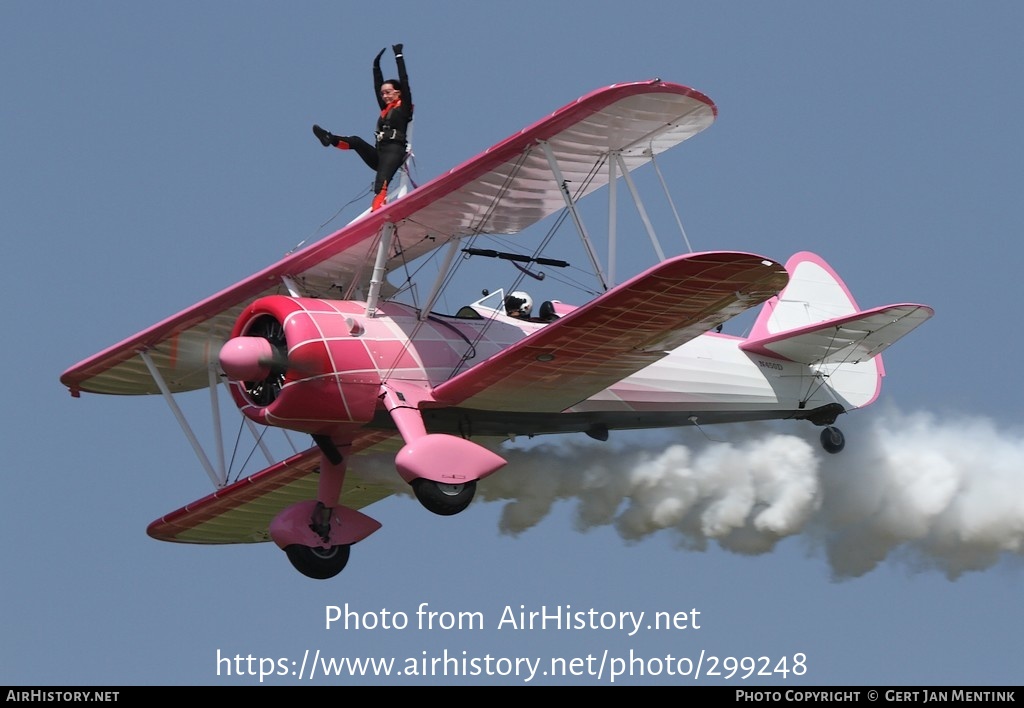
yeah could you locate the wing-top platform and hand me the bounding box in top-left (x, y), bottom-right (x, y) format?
top-left (432, 252), bottom-right (789, 412)
top-left (60, 80), bottom-right (717, 398)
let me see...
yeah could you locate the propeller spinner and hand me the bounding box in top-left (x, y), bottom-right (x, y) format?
top-left (219, 314), bottom-right (288, 406)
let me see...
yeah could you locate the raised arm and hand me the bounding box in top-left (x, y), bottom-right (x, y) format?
top-left (373, 47), bottom-right (386, 108)
top-left (393, 43), bottom-right (412, 116)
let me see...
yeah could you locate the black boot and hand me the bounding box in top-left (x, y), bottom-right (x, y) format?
top-left (312, 124), bottom-right (335, 147)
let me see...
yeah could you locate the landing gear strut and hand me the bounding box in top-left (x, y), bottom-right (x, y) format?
top-left (269, 450), bottom-right (382, 580)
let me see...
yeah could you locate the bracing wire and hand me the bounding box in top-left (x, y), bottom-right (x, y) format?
top-left (649, 150), bottom-right (694, 253)
top-left (288, 186), bottom-right (373, 255)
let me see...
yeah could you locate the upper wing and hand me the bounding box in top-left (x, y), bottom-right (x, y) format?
top-left (430, 252), bottom-right (788, 412)
top-left (147, 430), bottom-right (401, 544)
top-left (60, 80), bottom-right (716, 398)
top-left (739, 303), bottom-right (934, 366)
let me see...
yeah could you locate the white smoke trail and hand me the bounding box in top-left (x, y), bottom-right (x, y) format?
top-left (475, 407), bottom-right (1024, 580)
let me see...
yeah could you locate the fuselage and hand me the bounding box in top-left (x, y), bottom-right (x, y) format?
top-left (224, 296), bottom-right (881, 439)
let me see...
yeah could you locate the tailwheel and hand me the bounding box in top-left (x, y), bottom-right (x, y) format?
top-left (820, 426), bottom-right (846, 454)
top-left (412, 478), bottom-right (477, 516)
top-left (284, 543), bottom-right (351, 580)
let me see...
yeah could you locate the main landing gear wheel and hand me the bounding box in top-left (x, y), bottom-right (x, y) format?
top-left (820, 426), bottom-right (846, 454)
top-left (412, 478), bottom-right (477, 516)
top-left (284, 544), bottom-right (351, 580)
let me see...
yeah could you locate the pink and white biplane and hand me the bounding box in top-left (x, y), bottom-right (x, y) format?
top-left (60, 80), bottom-right (933, 579)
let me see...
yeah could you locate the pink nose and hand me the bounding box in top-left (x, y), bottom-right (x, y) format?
top-left (219, 336), bottom-right (275, 381)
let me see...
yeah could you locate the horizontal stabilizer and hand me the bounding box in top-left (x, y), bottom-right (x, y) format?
top-left (430, 252), bottom-right (788, 412)
top-left (740, 303), bottom-right (934, 366)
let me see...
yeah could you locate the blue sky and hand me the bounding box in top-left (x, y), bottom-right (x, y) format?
top-left (4, 1), bottom-right (1023, 686)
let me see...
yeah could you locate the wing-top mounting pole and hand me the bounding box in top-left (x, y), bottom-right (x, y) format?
top-left (281, 276), bottom-right (303, 297)
top-left (538, 140), bottom-right (609, 292)
top-left (365, 222), bottom-right (396, 317)
top-left (613, 152), bottom-right (666, 263)
top-left (138, 350), bottom-right (225, 488)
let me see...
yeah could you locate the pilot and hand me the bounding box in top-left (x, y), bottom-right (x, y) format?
top-left (504, 291), bottom-right (533, 319)
top-left (312, 44), bottom-right (412, 212)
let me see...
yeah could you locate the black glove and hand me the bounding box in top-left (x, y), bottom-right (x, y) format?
top-left (392, 43), bottom-right (403, 55)
top-left (374, 47), bottom-right (386, 65)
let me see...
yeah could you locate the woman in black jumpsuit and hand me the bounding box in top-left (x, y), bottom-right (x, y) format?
top-left (313, 44), bottom-right (412, 211)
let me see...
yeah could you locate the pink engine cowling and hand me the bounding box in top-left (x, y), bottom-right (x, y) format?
top-left (219, 296), bottom-right (382, 435)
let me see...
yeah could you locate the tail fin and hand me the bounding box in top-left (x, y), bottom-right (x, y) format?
top-left (741, 251), bottom-right (933, 409)
top-left (747, 251), bottom-right (861, 340)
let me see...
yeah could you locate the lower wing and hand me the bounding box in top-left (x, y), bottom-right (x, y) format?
top-left (147, 431), bottom-right (400, 544)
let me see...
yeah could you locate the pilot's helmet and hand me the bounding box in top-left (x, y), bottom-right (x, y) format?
top-left (505, 291), bottom-right (533, 317)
